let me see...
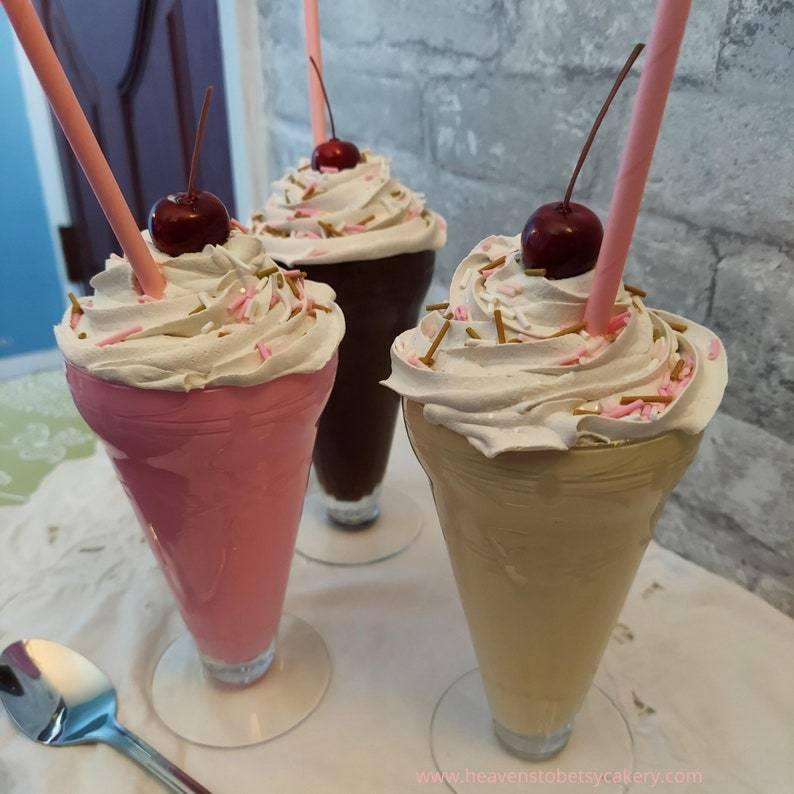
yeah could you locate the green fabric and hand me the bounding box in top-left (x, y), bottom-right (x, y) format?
top-left (0, 370), bottom-right (96, 506)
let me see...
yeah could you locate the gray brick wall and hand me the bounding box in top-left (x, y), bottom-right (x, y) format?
top-left (256, 0), bottom-right (794, 614)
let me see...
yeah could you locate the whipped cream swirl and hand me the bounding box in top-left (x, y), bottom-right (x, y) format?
top-left (385, 235), bottom-right (727, 456)
top-left (55, 233), bottom-right (345, 391)
top-left (250, 152), bottom-right (446, 265)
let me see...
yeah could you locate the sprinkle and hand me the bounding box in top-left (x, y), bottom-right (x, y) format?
top-left (201, 321), bottom-right (215, 334)
top-left (480, 240), bottom-right (492, 252)
top-left (641, 404), bottom-right (653, 420)
top-left (420, 319), bottom-right (451, 365)
top-left (67, 291), bottom-right (83, 314)
top-left (479, 254), bottom-right (506, 273)
top-left (437, 216), bottom-right (447, 231)
top-left (632, 297), bottom-right (644, 313)
top-left (218, 329), bottom-right (231, 338)
top-left (77, 331), bottom-right (87, 340)
top-left (459, 270), bottom-right (472, 290)
top-left (454, 305), bottom-right (469, 321)
top-left (707, 337), bottom-right (721, 360)
top-left (230, 217), bottom-right (250, 233)
top-left (524, 268), bottom-right (546, 277)
top-left (235, 299), bottom-right (250, 322)
top-left (573, 407), bottom-right (601, 416)
top-left (293, 206), bottom-right (323, 217)
top-left (283, 269), bottom-right (308, 278)
top-left (228, 293), bottom-right (247, 312)
top-left (494, 309), bottom-right (506, 343)
top-left (407, 354), bottom-right (425, 368)
top-left (668, 319), bottom-right (688, 333)
top-left (256, 341), bottom-right (272, 360)
top-left (465, 327), bottom-right (481, 339)
top-left (264, 224), bottom-right (290, 238)
top-left (307, 248), bottom-right (329, 257)
top-left (286, 277), bottom-right (302, 299)
top-left (360, 213), bottom-right (376, 225)
top-left (296, 230), bottom-right (322, 239)
top-left (559, 350), bottom-right (586, 366)
top-left (188, 304), bottom-right (205, 316)
top-left (318, 220), bottom-right (342, 237)
top-left (302, 184), bottom-right (317, 200)
top-left (365, 174), bottom-right (376, 181)
top-left (620, 395), bottom-right (674, 405)
top-left (288, 174), bottom-right (307, 188)
top-left (549, 321), bottom-right (586, 338)
top-left (669, 359), bottom-right (685, 381)
top-left (603, 400), bottom-right (644, 419)
top-left (244, 298), bottom-right (257, 320)
top-left (70, 312), bottom-right (81, 329)
top-left (390, 190), bottom-right (404, 198)
top-left (320, 165), bottom-right (339, 174)
top-left (256, 265), bottom-right (279, 279)
top-left (360, 151), bottom-right (369, 163)
top-left (309, 301), bottom-right (332, 313)
top-left (269, 293), bottom-right (281, 308)
top-left (426, 302), bottom-right (450, 311)
top-left (624, 283), bottom-right (647, 298)
top-left (481, 268), bottom-right (498, 279)
top-left (344, 223), bottom-right (367, 233)
top-left (405, 207), bottom-right (420, 221)
top-left (276, 274), bottom-right (284, 289)
top-left (96, 325), bottom-right (142, 347)
top-left (297, 162), bottom-right (311, 171)
top-left (606, 311), bottom-right (631, 333)
top-left (496, 283), bottom-right (521, 297)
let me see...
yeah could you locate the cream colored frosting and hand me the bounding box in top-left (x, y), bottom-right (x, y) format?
top-left (250, 152), bottom-right (446, 265)
top-left (384, 234), bottom-right (728, 457)
top-left (55, 233), bottom-right (344, 391)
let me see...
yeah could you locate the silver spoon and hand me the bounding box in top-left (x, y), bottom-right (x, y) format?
top-left (0, 638), bottom-right (212, 793)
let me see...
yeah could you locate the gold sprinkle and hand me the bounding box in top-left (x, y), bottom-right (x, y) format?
top-left (390, 189), bottom-right (404, 199)
top-left (420, 320), bottom-right (451, 366)
top-left (360, 151), bottom-right (368, 163)
top-left (573, 407), bottom-right (601, 416)
top-left (318, 220), bottom-right (342, 238)
top-left (287, 278), bottom-right (301, 299)
top-left (302, 184), bottom-right (317, 200)
top-left (426, 302), bottom-right (449, 311)
top-left (465, 327), bottom-right (481, 339)
top-left (624, 283), bottom-right (647, 298)
top-left (670, 359), bottom-right (686, 381)
top-left (549, 321), bottom-right (586, 338)
top-left (507, 338), bottom-right (521, 343)
top-left (494, 308), bottom-right (506, 343)
top-left (218, 330), bottom-right (231, 338)
top-left (188, 304), bottom-right (204, 316)
top-left (264, 224), bottom-right (290, 238)
top-left (67, 291), bottom-right (83, 315)
top-left (479, 254), bottom-right (506, 273)
top-left (620, 395), bottom-right (674, 405)
top-left (297, 162), bottom-right (311, 171)
top-left (312, 303), bottom-right (332, 313)
top-left (277, 274), bottom-right (284, 289)
top-left (287, 174), bottom-right (307, 189)
top-left (632, 297), bottom-right (644, 313)
top-left (359, 213), bottom-right (375, 225)
top-left (668, 319), bottom-right (688, 333)
top-left (256, 265), bottom-right (279, 278)
top-left (652, 327), bottom-right (662, 341)
top-left (77, 331), bottom-right (87, 340)
top-left (524, 268), bottom-right (547, 277)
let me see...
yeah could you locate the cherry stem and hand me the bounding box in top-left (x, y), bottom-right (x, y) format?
top-left (309, 56), bottom-right (337, 140)
top-left (187, 86), bottom-right (214, 196)
top-left (562, 43), bottom-right (645, 211)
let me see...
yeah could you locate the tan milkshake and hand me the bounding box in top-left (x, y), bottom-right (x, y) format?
top-left (385, 234), bottom-right (727, 759)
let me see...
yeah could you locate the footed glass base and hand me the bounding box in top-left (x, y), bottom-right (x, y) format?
top-left (150, 614), bottom-right (330, 748)
top-left (323, 488), bottom-right (381, 526)
top-left (295, 484), bottom-right (422, 565)
top-left (431, 670), bottom-right (634, 793)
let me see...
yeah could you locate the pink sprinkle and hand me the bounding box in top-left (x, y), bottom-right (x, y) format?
top-left (453, 305), bottom-right (469, 321)
top-left (307, 248), bottom-right (329, 257)
top-left (230, 217), bottom-right (250, 233)
top-left (344, 223), bottom-right (367, 233)
top-left (269, 293), bottom-right (281, 308)
top-left (684, 354), bottom-right (694, 368)
top-left (707, 337), bottom-right (721, 360)
top-left (405, 207), bottom-right (419, 220)
top-left (282, 269), bottom-right (303, 277)
top-left (228, 293), bottom-right (247, 312)
top-left (481, 268), bottom-right (497, 279)
top-left (481, 241), bottom-right (492, 252)
top-left (137, 298), bottom-right (146, 305)
top-left (320, 166), bottom-right (339, 174)
top-left (607, 311), bottom-right (631, 333)
top-left (256, 341), bottom-right (272, 360)
top-left (96, 325), bottom-right (143, 347)
top-left (295, 230), bottom-right (322, 239)
top-left (407, 355), bottom-right (428, 369)
top-left (496, 283), bottom-right (521, 297)
top-left (658, 384), bottom-right (672, 397)
top-left (641, 404), bottom-right (653, 420)
top-left (292, 207), bottom-right (324, 217)
top-left (235, 299), bottom-right (251, 322)
top-left (245, 284), bottom-right (255, 299)
top-left (559, 350), bottom-right (586, 366)
top-left (603, 399), bottom-right (644, 419)
top-left (437, 215), bottom-right (447, 231)
top-left (69, 312), bottom-right (81, 329)
top-left (364, 174), bottom-right (376, 181)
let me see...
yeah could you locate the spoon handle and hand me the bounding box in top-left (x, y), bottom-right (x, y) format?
top-left (100, 721), bottom-right (213, 794)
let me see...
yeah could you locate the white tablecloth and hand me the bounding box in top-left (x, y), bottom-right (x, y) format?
top-left (1, 423), bottom-right (792, 793)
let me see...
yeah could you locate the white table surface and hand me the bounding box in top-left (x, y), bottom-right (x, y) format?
top-left (1, 421), bottom-right (793, 793)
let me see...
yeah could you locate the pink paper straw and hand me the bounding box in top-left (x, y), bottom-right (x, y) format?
top-left (3, 0), bottom-right (164, 299)
top-left (303, 0), bottom-right (326, 145)
top-left (584, 0), bottom-right (691, 333)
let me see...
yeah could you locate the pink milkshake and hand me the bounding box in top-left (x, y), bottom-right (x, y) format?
top-left (66, 357), bottom-right (336, 674)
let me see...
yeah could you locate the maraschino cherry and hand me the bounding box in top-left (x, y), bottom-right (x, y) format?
top-left (149, 86), bottom-right (230, 257)
top-left (521, 44), bottom-right (644, 279)
top-left (308, 56), bottom-right (361, 171)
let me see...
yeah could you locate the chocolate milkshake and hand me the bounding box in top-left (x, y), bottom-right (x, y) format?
top-left (385, 234), bottom-right (727, 759)
top-left (252, 152), bottom-right (445, 525)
